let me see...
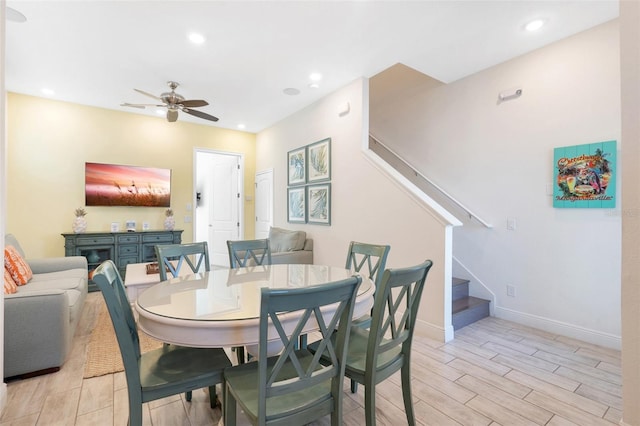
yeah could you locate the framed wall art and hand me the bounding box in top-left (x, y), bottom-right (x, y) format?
top-left (553, 140), bottom-right (616, 208)
top-left (287, 187), bottom-right (306, 223)
top-left (85, 162), bottom-right (171, 207)
top-left (307, 138), bottom-right (331, 183)
top-left (287, 147), bottom-right (306, 186)
top-left (307, 183), bottom-right (331, 225)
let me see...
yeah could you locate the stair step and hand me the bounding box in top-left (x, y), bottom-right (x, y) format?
top-left (452, 296), bottom-right (490, 330)
top-left (452, 277), bottom-right (470, 302)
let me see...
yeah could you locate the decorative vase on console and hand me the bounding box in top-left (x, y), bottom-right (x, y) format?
top-left (73, 208), bottom-right (87, 233)
top-left (164, 208), bottom-right (175, 231)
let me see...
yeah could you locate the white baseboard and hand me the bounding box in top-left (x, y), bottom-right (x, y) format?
top-left (494, 306), bottom-right (621, 350)
top-left (0, 383), bottom-right (7, 418)
top-left (415, 319), bottom-right (455, 343)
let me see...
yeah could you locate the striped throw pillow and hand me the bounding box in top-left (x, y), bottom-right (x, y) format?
top-left (4, 245), bottom-right (33, 285)
top-left (4, 268), bottom-right (17, 294)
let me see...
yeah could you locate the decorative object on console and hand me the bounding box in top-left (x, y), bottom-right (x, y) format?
top-left (73, 208), bottom-right (88, 233)
top-left (164, 208), bottom-right (175, 230)
top-left (126, 220), bottom-right (136, 232)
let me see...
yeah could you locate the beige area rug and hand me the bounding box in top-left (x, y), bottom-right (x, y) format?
top-left (83, 300), bottom-right (164, 379)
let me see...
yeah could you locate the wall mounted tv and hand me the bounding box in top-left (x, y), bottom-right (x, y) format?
top-left (85, 162), bottom-right (171, 207)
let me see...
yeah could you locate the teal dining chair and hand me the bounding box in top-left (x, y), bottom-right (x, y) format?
top-left (345, 241), bottom-right (390, 290)
top-left (227, 238), bottom-right (272, 363)
top-left (92, 260), bottom-right (231, 426)
top-left (155, 242), bottom-right (210, 281)
top-left (309, 259), bottom-right (433, 426)
top-left (223, 275), bottom-right (362, 426)
top-left (155, 241), bottom-right (212, 401)
top-left (227, 238), bottom-right (272, 268)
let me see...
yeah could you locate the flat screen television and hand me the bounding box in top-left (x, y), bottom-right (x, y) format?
top-left (85, 162), bottom-right (171, 207)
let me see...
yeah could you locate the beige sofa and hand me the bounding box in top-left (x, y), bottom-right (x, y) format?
top-left (268, 227), bottom-right (313, 265)
top-left (4, 234), bottom-right (88, 378)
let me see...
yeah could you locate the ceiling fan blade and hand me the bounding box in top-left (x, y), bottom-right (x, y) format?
top-left (134, 88), bottom-right (163, 101)
top-left (121, 102), bottom-right (164, 109)
top-left (167, 109), bottom-right (179, 122)
top-left (179, 99), bottom-right (209, 108)
top-left (182, 108), bottom-right (219, 122)
top-left (121, 103), bottom-right (146, 109)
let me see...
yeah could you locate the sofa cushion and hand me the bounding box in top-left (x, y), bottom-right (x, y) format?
top-left (4, 269), bottom-right (17, 294)
top-left (269, 227), bottom-right (306, 253)
top-left (5, 245), bottom-right (33, 285)
top-left (27, 271), bottom-right (87, 292)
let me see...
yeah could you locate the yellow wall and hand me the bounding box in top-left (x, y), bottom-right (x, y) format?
top-left (6, 93), bottom-right (256, 257)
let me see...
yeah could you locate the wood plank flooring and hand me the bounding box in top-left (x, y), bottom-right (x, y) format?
top-left (0, 292), bottom-right (622, 425)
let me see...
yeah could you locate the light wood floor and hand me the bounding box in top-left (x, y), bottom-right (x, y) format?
top-left (0, 292), bottom-right (622, 425)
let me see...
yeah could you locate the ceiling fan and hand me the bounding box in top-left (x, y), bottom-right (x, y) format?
top-left (121, 81), bottom-right (219, 123)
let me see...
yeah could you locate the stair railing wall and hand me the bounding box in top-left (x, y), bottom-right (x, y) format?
top-left (369, 134), bottom-right (493, 229)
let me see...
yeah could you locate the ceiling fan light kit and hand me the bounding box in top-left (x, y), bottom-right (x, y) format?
top-left (121, 81), bottom-right (219, 123)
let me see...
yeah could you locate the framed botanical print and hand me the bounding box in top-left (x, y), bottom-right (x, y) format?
top-left (287, 147), bottom-right (306, 186)
top-left (287, 187), bottom-right (306, 223)
top-left (307, 183), bottom-right (331, 225)
top-left (307, 138), bottom-right (331, 183)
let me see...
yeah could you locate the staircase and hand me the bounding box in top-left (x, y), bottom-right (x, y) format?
top-left (452, 277), bottom-right (490, 330)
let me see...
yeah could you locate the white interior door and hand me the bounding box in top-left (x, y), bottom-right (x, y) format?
top-left (255, 169), bottom-right (273, 239)
top-left (195, 150), bottom-right (243, 267)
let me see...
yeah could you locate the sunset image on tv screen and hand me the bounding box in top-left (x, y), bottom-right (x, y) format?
top-left (85, 163), bottom-right (171, 207)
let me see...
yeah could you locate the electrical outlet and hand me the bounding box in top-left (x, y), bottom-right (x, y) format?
top-left (507, 285), bottom-right (516, 297)
top-left (507, 217), bottom-right (517, 231)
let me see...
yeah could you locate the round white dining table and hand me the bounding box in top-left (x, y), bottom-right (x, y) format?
top-left (135, 264), bottom-right (374, 352)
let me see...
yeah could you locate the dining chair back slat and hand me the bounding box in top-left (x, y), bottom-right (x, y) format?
top-left (155, 242), bottom-right (210, 281)
top-left (227, 238), bottom-right (272, 268)
top-left (345, 241), bottom-right (390, 288)
top-left (223, 275), bottom-right (362, 426)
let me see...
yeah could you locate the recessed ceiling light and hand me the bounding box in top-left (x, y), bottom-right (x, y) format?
top-left (309, 73), bottom-right (323, 82)
top-left (41, 88), bottom-right (55, 96)
top-left (188, 32), bottom-right (206, 44)
top-left (283, 88), bottom-right (300, 96)
top-left (308, 83), bottom-right (320, 89)
top-left (237, 124), bottom-right (246, 130)
top-left (525, 19), bottom-right (545, 32)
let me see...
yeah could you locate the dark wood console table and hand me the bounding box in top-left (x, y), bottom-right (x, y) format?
top-left (62, 230), bottom-right (183, 292)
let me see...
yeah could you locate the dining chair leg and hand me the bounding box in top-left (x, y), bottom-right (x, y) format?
top-left (235, 346), bottom-right (245, 364)
top-left (208, 385), bottom-right (219, 408)
top-left (350, 379), bottom-right (358, 393)
top-left (223, 383), bottom-right (237, 426)
top-left (186, 391), bottom-right (192, 401)
top-left (129, 394), bottom-right (143, 426)
top-left (364, 384), bottom-right (377, 426)
top-left (401, 364), bottom-right (416, 425)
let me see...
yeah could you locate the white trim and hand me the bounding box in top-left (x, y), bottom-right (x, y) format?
top-left (494, 306), bottom-right (621, 350)
top-left (415, 319), bottom-right (455, 342)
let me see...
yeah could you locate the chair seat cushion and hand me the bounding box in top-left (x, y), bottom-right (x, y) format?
top-left (140, 345), bottom-right (231, 397)
top-left (224, 349), bottom-right (332, 422)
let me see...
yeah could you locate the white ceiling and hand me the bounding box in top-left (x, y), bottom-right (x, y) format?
top-left (5, 1), bottom-right (619, 133)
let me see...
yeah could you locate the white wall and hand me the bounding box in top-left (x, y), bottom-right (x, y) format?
top-left (1, 0), bottom-right (7, 414)
top-left (256, 79), bottom-right (459, 341)
top-left (371, 20), bottom-right (622, 348)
